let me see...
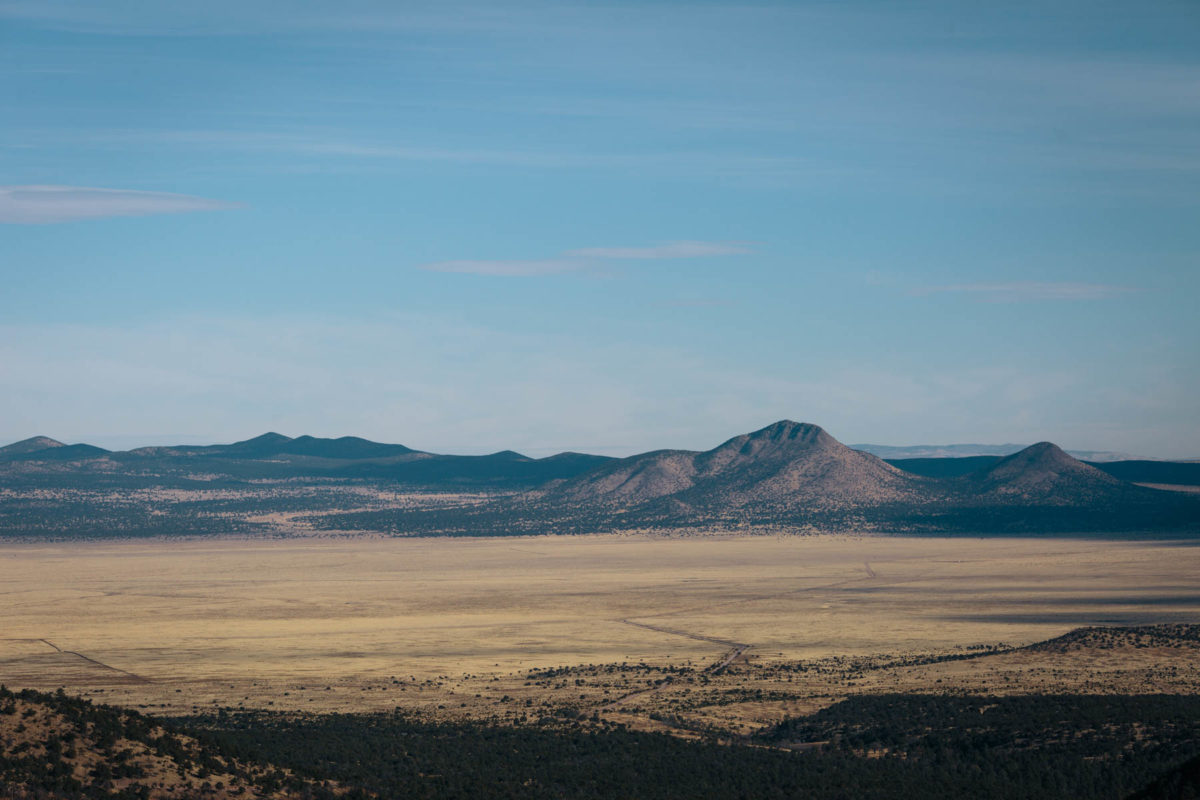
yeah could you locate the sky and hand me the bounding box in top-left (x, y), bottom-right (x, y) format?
top-left (2, 1), bottom-right (1198, 458)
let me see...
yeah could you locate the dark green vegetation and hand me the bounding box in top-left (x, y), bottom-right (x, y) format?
top-left (1089, 461), bottom-right (1200, 488)
top-left (1, 422), bottom-right (1196, 538)
top-left (1128, 752), bottom-right (1200, 799)
top-left (172, 693), bottom-right (1200, 800)
top-left (886, 454), bottom-right (1006, 478)
top-left (763, 694), bottom-right (1200, 799)
top-left (1026, 624), bottom-right (1200, 652)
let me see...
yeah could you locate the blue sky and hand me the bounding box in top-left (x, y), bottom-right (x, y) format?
top-left (2, 0), bottom-right (1198, 457)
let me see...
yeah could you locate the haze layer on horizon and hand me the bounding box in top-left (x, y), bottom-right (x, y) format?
top-left (2, 1), bottom-right (1198, 458)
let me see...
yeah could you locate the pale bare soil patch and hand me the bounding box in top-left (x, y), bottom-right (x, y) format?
top-left (1, 534), bottom-right (1198, 734)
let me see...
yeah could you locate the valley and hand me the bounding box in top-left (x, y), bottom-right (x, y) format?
top-left (2, 533), bottom-right (1199, 736)
top-left (3, 425), bottom-right (1199, 797)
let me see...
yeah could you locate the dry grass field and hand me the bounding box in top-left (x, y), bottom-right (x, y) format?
top-left (2, 533), bottom-right (1199, 735)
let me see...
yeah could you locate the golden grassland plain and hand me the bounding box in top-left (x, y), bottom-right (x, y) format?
top-left (2, 533), bottom-right (1199, 736)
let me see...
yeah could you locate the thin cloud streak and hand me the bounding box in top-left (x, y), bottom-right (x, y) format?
top-left (419, 259), bottom-right (581, 277)
top-left (912, 282), bottom-right (1140, 302)
top-left (15, 128), bottom-right (836, 182)
top-left (418, 241), bottom-right (752, 277)
top-left (0, 185), bottom-right (238, 224)
top-left (565, 241), bottom-right (752, 259)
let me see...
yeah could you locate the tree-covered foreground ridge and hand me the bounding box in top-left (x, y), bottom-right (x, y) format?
top-left (4, 624), bottom-right (1200, 799)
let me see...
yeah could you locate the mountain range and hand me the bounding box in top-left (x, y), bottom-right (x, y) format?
top-left (0, 431), bottom-right (612, 488)
top-left (2, 427), bottom-right (1194, 484)
top-left (1, 422), bottom-right (1197, 535)
top-left (521, 421), bottom-right (1194, 533)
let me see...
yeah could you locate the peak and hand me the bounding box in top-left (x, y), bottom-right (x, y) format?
top-left (705, 420), bottom-right (844, 463)
top-left (759, 419), bottom-right (810, 430)
top-left (220, 432), bottom-right (294, 456)
top-left (0, 436), bottom-right (66, 455)
top-left (1006, 441), bottom-right (1074, 464)
top-left (747, 420), bottom-right (834, 445)
top-left (237, 432), bottom-right (292, 446)
top-left (973, 439), bottom-right (1120, 494)
top-left (982, 442), bottom-right (1078, 475)
top-left (485, 450), bottom-right (529, 460)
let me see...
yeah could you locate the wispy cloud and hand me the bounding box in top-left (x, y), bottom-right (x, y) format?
top-left (0, 185), bottom-right (237, 224)
top-left (0, 1), bottom-right (592, 37)
top-left (419, 241), bottom-right (752, 277)
top-left (565, 241), bottom-right (752, 259)
top-left (419, 259), bottom-right (580, 277)
top-left (912, 282), bottom-right (1139, 302)
top-left (662, 298), bottom-right (739, 308)
top-left (14, 128), bottom-right (830, 182)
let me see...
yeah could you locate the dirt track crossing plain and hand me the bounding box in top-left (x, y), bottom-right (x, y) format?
top-left (2, 533), bottom-right (1199, 722)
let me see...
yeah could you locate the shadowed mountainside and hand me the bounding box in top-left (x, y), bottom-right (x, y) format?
top-left (128, 432), bottom-right (417, 461)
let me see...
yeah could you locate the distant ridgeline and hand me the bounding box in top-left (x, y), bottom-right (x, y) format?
top-left (0, 432), bottom-right (613, 488)
top-left (0, 422), bottom-right (1197, 537)
top-left (885, 455), bottom-right (1200, 485)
